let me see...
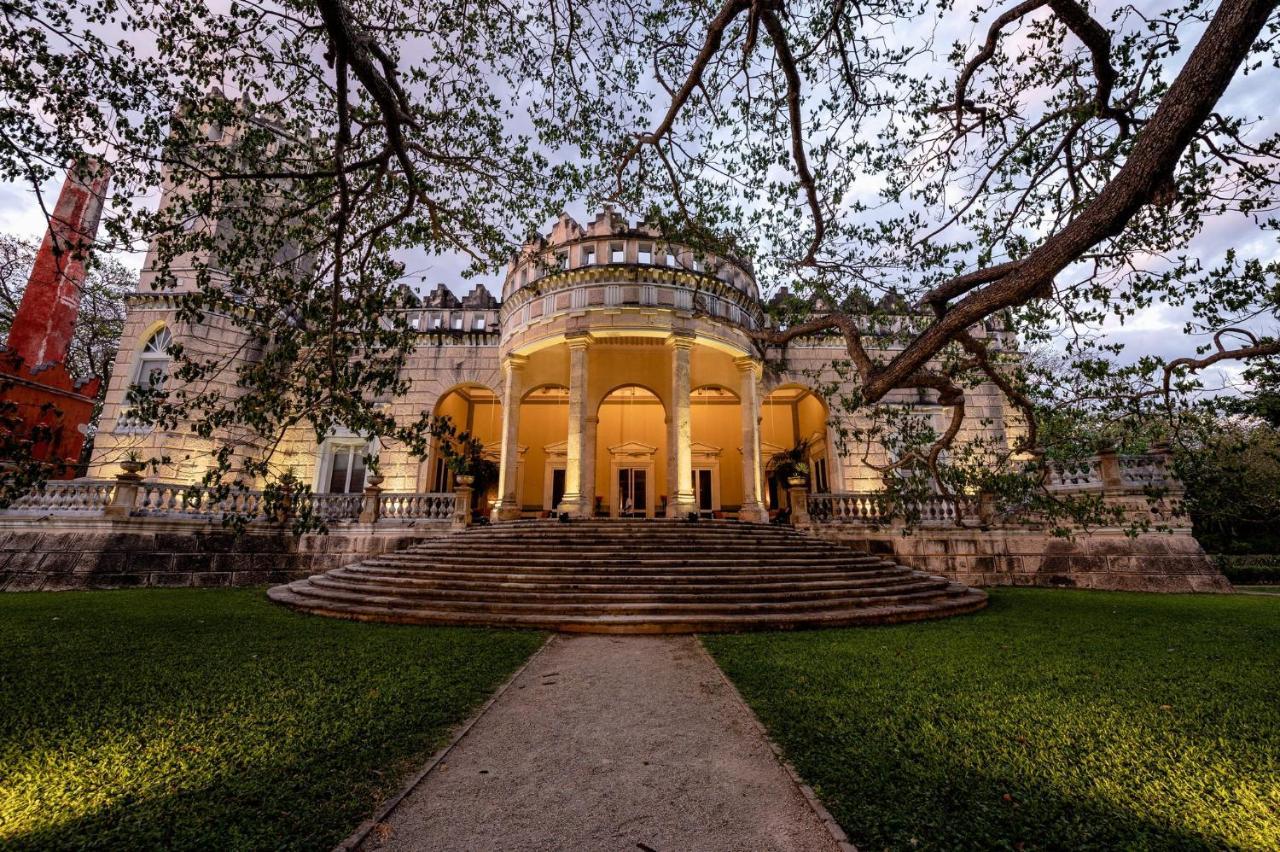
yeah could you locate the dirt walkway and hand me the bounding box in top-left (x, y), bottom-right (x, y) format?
top-left (359, 634), bottom-right (844, 852)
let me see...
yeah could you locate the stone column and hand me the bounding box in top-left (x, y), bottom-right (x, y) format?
top-left (562, 333), bottom-right (592, 517)
top-left (667, 334), bottom-right (695, 517)
top-left (582, 415), bottom-right (599, 517)
top-left (491, 354), bottom-right (528, 521)
top-left (735, 356), bottom-right (769, 523)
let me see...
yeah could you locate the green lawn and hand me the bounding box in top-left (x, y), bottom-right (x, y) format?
top-left (705, 589), bottom-right (1280, 851)
top-left (0, 589), bottom-right (543, 850)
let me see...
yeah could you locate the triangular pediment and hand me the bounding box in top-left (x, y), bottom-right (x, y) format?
top-left (543, 439), bottom-right (568, 456)
top-left (760, 440), bottom-right (787, 457)
top-left (609, 440), bottom-right (657, 457)
top-left (689, 441), bottom-right (722, 457)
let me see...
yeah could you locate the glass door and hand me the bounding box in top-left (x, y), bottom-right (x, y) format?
top-left (618, 468), bottom-right (647, 517)
top-left (693, 468), bottom-right (714, 514)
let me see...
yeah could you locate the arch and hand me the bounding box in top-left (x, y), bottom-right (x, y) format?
top-left (520, 383), bottom-right (568, 403)
top-left (594, 382), bottom-right (666, 416)
top-left (132, 325), bottom-right (173, 389)
top-left (597, 384), bottom-right (668, 517)
top-left (689, 383), bottom-right (743, 515)
top-left (690, 383), bottom-right (739, 401)
top-left (760, 382), bottom-right (840, 508)
top-left (516, 383), bottom-right (569, 514)
top-left (421, 384), bottom-right (504, 505)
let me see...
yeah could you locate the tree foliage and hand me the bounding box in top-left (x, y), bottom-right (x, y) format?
top-left (0, 0), bottom-right (1277, 523)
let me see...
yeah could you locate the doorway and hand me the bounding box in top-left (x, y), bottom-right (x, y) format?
top-left (618, 467), bottom-right (648, 517)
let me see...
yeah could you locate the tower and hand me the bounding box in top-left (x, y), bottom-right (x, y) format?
top-left (0, 162), bottom-right (110, 478)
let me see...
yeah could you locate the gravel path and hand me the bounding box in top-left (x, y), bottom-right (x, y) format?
top-left (359, 634), bottom-right (843, 852)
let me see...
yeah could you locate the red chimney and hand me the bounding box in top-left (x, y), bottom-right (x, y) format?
top-left (0, 162), bottom-right (111, 479)
top-left (6, 161), bottom-right (111, 368)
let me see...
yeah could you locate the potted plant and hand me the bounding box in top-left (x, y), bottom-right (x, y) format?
top-left (120, 450), bottom-right (146, 476)
top-left (770, 438), bottom-right (812, 487)
top-left (365, 455), bottom-right (385, 488)
top-left (446, 435), bottom-right (498, 492)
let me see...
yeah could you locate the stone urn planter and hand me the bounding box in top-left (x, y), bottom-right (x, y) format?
top-left (786, 475), bottom-right (808, 488)
top-left (455, 474), bottom-right (475, 487)
top-left (366, 472), bottom-right (385, 488)
top-left (119, 458), bottom-right (146, 477)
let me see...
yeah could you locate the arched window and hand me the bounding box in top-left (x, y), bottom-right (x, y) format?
top-left (116, 327), bottom-right (172, 432)
top-left (135, 327), bottom-right (172, 390)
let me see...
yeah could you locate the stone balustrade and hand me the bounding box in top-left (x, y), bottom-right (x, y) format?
top-left (377, 492), bottom-right (456, 522)
top-left (804, 448), bottom-right (1182, 529)
top-left (1, 480), bottom-right (456, 527)
top-left (806, 492), bottom-right (970, 526)
top-left (6, 479), bottom-right (117, 513)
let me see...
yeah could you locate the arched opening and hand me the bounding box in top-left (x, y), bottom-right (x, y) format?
top-left (425, 385), bottom-right (502, 514)
top-left (517, 384), bottom-right (569, 514)
top-left (761, 384), bottom-right (835, 511)
top-left (689, 385), bottom-right (741, 516)
top-left (597, 384), bottom-right (666, 517)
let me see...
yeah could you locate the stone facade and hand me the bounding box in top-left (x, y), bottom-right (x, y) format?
top-left (0, 201), bottom-right (1230, 595)
top-left (0, 516), bottom-right (445, 591)
top-left (807, 526), bottom-right (1229, 593)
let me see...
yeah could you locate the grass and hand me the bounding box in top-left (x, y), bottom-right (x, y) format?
top-left (0, 589), bottom-right (544, 851)
top-left (704, 589), bottom-right (1280, 851)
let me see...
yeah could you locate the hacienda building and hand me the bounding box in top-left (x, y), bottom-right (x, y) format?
top-left (0, 171), bottom-right (1231, 628)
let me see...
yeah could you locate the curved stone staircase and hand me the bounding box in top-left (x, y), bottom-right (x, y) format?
top-left (268, 519), bottom-right (987, 633)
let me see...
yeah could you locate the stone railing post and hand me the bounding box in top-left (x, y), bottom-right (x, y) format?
top-left (452, 481), bottom-right (473, 531)
top-left (787, 480), bottom-right (810, 526)
top-left (104, 471), bottom-right (141, 519)
top-left (1096, 446), bottom-right (1123, 492)
top-left (359, 481), bottom-right (383, 525)
top-left (1150, 440), bottom-right (1182, 495)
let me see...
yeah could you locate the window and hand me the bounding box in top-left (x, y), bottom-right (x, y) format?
top-left (473, 316), bottom-right (488, 331)
top-left (430, 456), bottom-right (450, 492)
top-left (581, 245), bottom-right (595, 266)
top-left (118, 327), bottom-right (172, 431)
top-left (610, 243), bottom-right (625, 263)
top-left (431, 315), bottom-right (442, 329)
top-left (134, 327), bottom-right (172, 391)
top-left (556, 250), bottom-right (569, 269)
top-left (323, 443), bottom-right (368, 494)
top-left (813, 457), bottom-right (830, 492)
top-left (638, 244), bottom-right (653, 265)
top-left (452, 315), bottom-right (463, 330)
top-left (666, 248), bottom-right (678, 267)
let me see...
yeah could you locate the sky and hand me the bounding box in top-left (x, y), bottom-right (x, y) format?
top-left (0, 0), bottom-right (1273, 387)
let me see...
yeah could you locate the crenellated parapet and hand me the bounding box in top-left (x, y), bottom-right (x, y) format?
top-left (500, 208), bottom-right (759, 335)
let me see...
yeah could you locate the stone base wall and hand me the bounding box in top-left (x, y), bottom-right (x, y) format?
top-left (0, 518), bottom-right (449, 591)
top-left (805, 524), bottom-right (1233, 593)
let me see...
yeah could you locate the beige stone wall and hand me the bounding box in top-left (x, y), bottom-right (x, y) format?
top-left (0, 516), bottom-right (445, 591)
top-left (764, 337), bottom-right (1018, 492)
top-left (807, 523), bottom-right (1232, 593)
top-left (88, 295), bottom-right (267, 483)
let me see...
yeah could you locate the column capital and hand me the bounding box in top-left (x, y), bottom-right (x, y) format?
top-left (733, 355), bottom-right (761, 375)
top-left (503, 353), bottom-right (530, 372)
top-left (666, 332), bottom-right (696, 351)
top-left (565, 332), bottom-right (594, 350)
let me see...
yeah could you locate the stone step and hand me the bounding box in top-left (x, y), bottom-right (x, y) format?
top-left (266, 585), bottom-right (989, 633)
top-left (284, 579), bottom-right (968, 616)
top-left (327, 567), bottom-right (917, 592)
top-left (348, 562), bottom-right (903, 581)
top-left (309, 573), bottom-right (945, 603)
top-left (268, 519), bottom-right (986, 633)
